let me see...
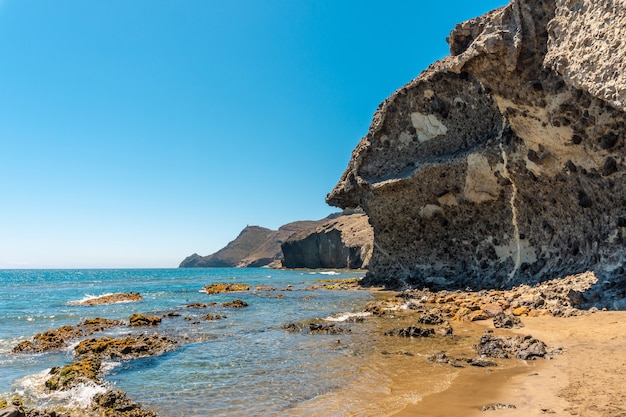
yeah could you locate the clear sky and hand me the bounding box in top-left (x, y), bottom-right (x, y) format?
top-left (0, 0), bottom-right (506, 268)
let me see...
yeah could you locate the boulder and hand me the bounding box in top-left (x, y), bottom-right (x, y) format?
top-left (476, 332), bottom-right (547, 360)
top-left (384, 326), bottom-right (434, 338)
top-left (327, 0), bottom-right (626, 292)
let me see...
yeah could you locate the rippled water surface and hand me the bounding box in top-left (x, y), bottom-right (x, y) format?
top-left (0, 268), bottom-right (373, 416)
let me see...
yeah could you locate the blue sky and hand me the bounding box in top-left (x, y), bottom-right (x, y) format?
top-left (0, 0), bottom-right (505, 268)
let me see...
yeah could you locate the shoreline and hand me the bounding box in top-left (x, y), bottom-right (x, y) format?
top-left (313, 272), bottom-right (626, 417)
top-left (3, 272), bottom-right (626, 416)
top-left (381, 309), bottom-right (626, 417)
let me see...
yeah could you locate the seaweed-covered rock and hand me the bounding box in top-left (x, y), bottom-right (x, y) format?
top-left (221, 299), bottom-right (249, 308)
top-left (45, 357), bottom-right (102, 391)
top-left (92, 389), bottom-right (157, 417)
top-left (203, 283), bottom-right (250, 295)
top-left (74, 334), bottom-right (178, 360)
top-left (12, 318), bottom-right (124, 353)
top-left (129, 313), bottom-right (162, 326)
top-left (74, 293), bottom-right (142, 306)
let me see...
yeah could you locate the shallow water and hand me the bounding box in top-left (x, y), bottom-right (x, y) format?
top-left (1, 268), bottom-right (512, 416)
top-left (0, 268), bottom-right (373, 416)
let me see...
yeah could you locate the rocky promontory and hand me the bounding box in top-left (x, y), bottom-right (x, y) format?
top-left (327, 0), bottom-right (626, 297)
top-left (180, 211), bottom-right (373, 269)
top-left (281, 211), bottom-right (372, 269)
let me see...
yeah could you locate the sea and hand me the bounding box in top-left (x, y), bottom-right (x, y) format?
top-left (0, 268), bottom-right (383, 416)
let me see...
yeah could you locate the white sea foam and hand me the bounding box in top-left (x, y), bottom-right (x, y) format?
top-left (323, 312), bottom-right (371, 322)
top-left (0, 336), bottom-right (27, 354)
top-left (14, 368), bottom-right (108, 411)
top-left (101, 360), bottom-right (122, 373)
top-left (308, 271), bottom-right (341, 276)
top-left (67, 293), bottom-right (114, 305)
top-left (67, 293), bottom-right (139, 306)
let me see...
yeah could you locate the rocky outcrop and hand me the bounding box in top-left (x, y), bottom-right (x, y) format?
top-left (281, 211), bottom-right (373, 269)
top-left (73, 293), bottom-right (142, 306)
top-left (180, 211), bottom-right (373, 269)
top-left (327, 0), bottom-right (626, 291)
top-left (12, 318), bottom-right (124, 353)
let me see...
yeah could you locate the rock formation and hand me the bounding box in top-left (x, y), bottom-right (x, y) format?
top-left (180, 225), bottom-right (286, 268)
top-left (327, 0), bottom-right (626, 291)
top-left (281, 211), bottom-right (373, 269)
top-left (180, 211), bottom-right (373, 269)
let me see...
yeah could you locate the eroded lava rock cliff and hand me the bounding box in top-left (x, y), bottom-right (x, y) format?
top-left (327, 0), bottom-right (626, 290)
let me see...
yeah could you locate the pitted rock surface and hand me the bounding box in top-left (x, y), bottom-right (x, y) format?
top-left (327, 0), bottom-right (626, 296)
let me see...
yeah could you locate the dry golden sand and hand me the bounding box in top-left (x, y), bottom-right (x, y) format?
top-left (394, 311), bottom-right (626, 417)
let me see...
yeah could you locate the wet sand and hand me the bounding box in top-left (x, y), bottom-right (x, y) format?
top-left (393, 311), bottom-right (626, 417)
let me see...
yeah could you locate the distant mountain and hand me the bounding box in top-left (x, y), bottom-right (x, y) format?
top-left (179, 211), bottom-right (373, 269)
top-left (179, 213), bottom-right (343, 268)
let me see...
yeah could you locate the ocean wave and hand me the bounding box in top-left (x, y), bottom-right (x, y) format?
top-left (13, 369), bottom-right (108, 412)
top-left (309, 271), bottom-right (341, 276)
top-left (0, 336), bottom-right (28, 354)
top-left (323, 312), bottom-right (371, 322)
top-left (66, 293), bottom-right (140, 306)
top-left (67, 293), bottom-right (114, 306)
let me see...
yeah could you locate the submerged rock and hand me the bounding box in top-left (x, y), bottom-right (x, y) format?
top-left (74, 334), bottom-right (178, 360)
top-left (12, 318), bottom-right (124, 354)
top-left (327, 0), bottom-right (626, 296)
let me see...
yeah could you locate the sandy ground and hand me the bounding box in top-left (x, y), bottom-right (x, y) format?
top-left (394, 311), bottom-right (626, 417)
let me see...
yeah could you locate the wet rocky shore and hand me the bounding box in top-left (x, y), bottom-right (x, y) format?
top-left (1, 273), bottom-right (606, 416)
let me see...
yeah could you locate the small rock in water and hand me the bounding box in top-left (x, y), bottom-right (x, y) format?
top-left (222, 299), bottom-right (249, 308)
top-left (308, 323), bottom-right (350, 334)
top-left (384, 326), bottom-right (434, 338)
top-left (364, 302), bottom-right (385, 316)
top-left (129, 313), bottom-right (162, 326)
top-left (203, 283), bottom-right (250, 295)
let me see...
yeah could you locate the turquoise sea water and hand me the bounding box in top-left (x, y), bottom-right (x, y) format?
top-left (0, 268), bottom-right (373, 416)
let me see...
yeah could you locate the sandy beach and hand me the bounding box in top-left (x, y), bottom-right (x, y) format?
top-left (392, 311), bottom-right (626, 417)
